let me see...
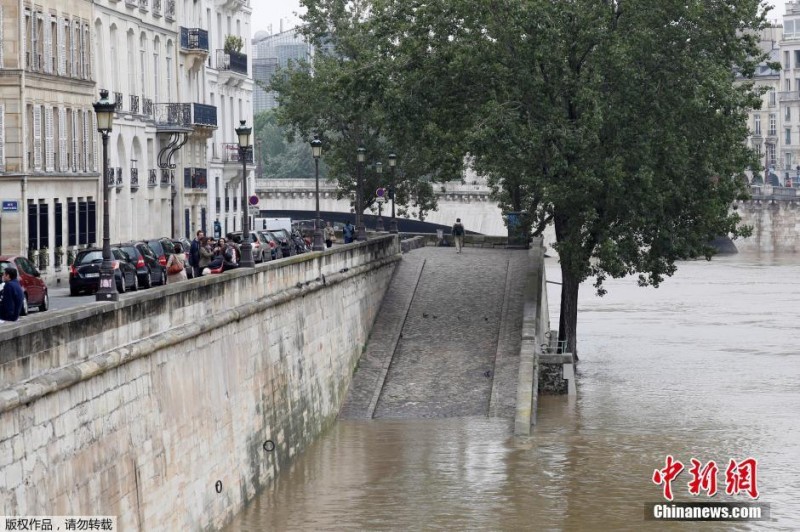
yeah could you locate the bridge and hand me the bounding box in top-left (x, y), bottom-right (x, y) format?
top-left (0, 235), bottom-right (564, 530)
top-left (256, 179), bottom-right (800, 254)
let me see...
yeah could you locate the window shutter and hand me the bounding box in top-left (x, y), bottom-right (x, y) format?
top-left (72, 109), bottom-right (79, 171)
top-left (59, 107), bottom-right (67, 170)
top-left (0, 104), bottom-right (5, 170)
top-left (85, 26), bottom-right (92, 80)
top-left (58, 17), bottom-right (66, 75)
top-left (71, 21), bottom-right (78, 78)
top-left (80, 25), bottom-right (86, 80)
top-left (91, 112), bottom-right (97, 171)
top-left (33, 104), bottom-right (42, 169)
top-left (82, 110), bottom-right (90, 171)
top-left (43, 15), bottom-right (52, 74)
top-left (0, 7), bottom-right (4, 68)
top-left (32, 13), bottom-right (39, 71)
top-left (45, 106), bottom-right (54, 171)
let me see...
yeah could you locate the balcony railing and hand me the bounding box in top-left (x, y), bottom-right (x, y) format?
top-left (165, 0), bottom-right (175, 20)
top-left (160, 168), bottom-right (174, 187)
top-left (115, 167), bottom-right (124, 188)
top-left (125, 0), bottom-right (137, 7)
top-left (153, 0), bottom-right (162, 16)
top-left (114, 92), bottom-right (123, 112)
top-left (215, 50), bottom-right (248, 75)
top-left (139, 0), bottom-right (149, 11)
top-left (221, 143), bottom-right (254, 164)
top-left (148, 169), bottom-right (158, 187)
top-left (130, 168), bottom-right (139, 190)
top-left (153, 103), bottom-right (217, 129)
top-left (130, 95), bottom-right (140, 114)
top-left (184, 167), bottom-right (208, 189)
top-left (193, 103), bottom-right (217, 127)
top-left (143, 98), bottom-right (153, 117)
top-left (180, 28), bottom-right (209, 53)
top-left (106, 167), bottom-right (115, 187)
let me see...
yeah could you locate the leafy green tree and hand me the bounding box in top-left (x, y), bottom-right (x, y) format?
top-left (360, 0), bottom-right (765, 356)
top-left (254, 109), bottom-right (323, 179)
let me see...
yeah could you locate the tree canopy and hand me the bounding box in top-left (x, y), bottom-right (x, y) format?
top-left (280, 0), bottom-right (769, 354)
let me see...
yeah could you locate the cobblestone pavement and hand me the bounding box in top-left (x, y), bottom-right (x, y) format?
top-left (342, 245), bottom-right (530, 419)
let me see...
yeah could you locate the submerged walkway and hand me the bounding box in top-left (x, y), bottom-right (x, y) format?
top-left (339, 246), bottom-right (531, 420)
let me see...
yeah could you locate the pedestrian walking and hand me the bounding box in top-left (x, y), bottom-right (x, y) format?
top-left (165, 242), bottom-right (188, 284)
top-left (0, 267), bottom-right (25, 322)
top-left (198, 237), bottom-right (214, 275)
top-left (324, 222), bottom-right (336, 248)
top-left (343, 221), bottom-right (355, 244)
top-left (452, 218), bottom-right (465, 253)
top-left (189, 230), bottom-right (204, 278)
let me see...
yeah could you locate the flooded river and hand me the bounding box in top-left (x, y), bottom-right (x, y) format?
top-left (226, 254), bottom-right (800, 531)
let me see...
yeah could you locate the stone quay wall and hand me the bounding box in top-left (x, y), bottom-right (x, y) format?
top-left (735, 187), bottom-right (800, 254)
top-left (0, 236), bottom-right (400, 530)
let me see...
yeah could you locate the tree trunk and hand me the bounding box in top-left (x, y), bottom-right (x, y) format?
top-left (558, 264), bottom-right (580, 362)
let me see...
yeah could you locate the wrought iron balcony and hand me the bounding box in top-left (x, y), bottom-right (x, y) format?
top-left (106, 167), bottom-right (115, 187)
top-left (130, 95), bottom-right (140, 114)
top-left (184, 167), bottom-right (208, 189)
top-left (139, 0), bottom-right (148, 11)
top-left (152, 0), bottom-right (162, 16)
top-left (153, 103), bottom-right (218, 130)
top-left (221, 143), bottom-right (254, 164)
top-left (160, 168), bottom-right (174, 187)
top-left (215, 50), bottom-right (248, 76)
top-left (125, 0), bottom-right (137, 7)
top-left (165, 0), bottom-right (175, 20)
top-left (115, 167), bottom-right (124, 188)
top-left (130, 168), bottom-right (139, 190)
top-left (114, 92), bottom-right (123, 112)
top-left (180, 28), bottom-right (209, 53)
top-left (143, 98), bottom-right (153, 117)
top-left (148, 169), bottom-right (158, 187)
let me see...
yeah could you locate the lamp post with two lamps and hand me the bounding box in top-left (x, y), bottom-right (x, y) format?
top-left (92, 90), bottom-right (118, 302)
top-left (388, 153), bottom-right (398, 233)
top-left (311, 135), bottom-right (325, 251)
top-left (235, 120), bottom-right (255, 268)
top-left (356, 146), bottom-right (367, 241)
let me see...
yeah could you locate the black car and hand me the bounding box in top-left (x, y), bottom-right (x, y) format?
top-left (144, 237), bottom-right (176, 269)
top-left (116, 241), bottom-right (166, 288)
top-left (69, 247), bottom-right (139, 295)
top-left (269, 230), bottom-right (295, 257)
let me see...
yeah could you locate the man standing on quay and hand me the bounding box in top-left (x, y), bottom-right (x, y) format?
top-left (0, 267), bottom-right (25, 322)
top-left (452, 218), bottom-right (465, 253)
top-left (189, 230), bottom-right (204, 278)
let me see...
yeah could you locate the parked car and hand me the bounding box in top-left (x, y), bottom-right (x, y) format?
top-left (116, 241), bottom-right (166, 288)
top-left (269, 229), bottom-right (295, 257)
top-left (0, 255), bottom-right (49, 315)
top-left (257, 230), bottom-right (283, 260)
top-left (172, 238), bottom-right (194, 278)
top-left (143, 237), bottom-right (176, 269)
top-left (226, 231), bottom-right (266, 263)
top-left (69, 247), bottom-right (139, 295)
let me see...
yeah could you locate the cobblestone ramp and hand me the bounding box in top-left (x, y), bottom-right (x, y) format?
top-left (338, 253), bottom-right (427, 419)
top-left (371, 247), bottom-right (530, 419)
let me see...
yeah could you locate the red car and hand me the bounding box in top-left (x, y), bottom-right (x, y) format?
top-left (0, 255), bottom-right (49, 315)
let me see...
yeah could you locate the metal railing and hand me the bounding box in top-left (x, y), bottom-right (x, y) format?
top-left (215, 50), bottom-right (248, 75)
top-left (130, 95), bottom-right (140, 114)
top-left (153, 103), bottom-right (217, 128)
top-left (139, 0), bottom-right (148, 10)
top-left (192, 103), bottom-right (217, 127)
top-left (125, 0), bottom-right (137, 7)
top-left (184, 167), bottom-right (208, 189)
top-left (143, 98), bottom-right (153, 117)
top-left (106, 167), bottom-right (115, 187)
top-left (148, 169), bottom-right (158, 187)
top-left (152, 0), bottom-right (162, 16)
top-left (160, 168), bottom-right (174, 187)
top-left (114, 92), bottom-right (123, 112)
top-left (221, 143), bottom-right (253, 163)
top-left (115, 167), bottom-right (123, 188)
top-left (130, 168), bottom-right (139, 189)
top-left (180, 27), bottom-right (209, 52)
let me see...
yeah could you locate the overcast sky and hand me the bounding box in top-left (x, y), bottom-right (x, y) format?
top-left (251, 1), bottom-right (304, 37)
top-left (249, 1), bottom-right (785, 39)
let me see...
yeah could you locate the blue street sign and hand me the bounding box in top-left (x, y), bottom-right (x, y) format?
top-left (376, 187), bottom-right (385, 197)
top-left (2, 200), bottom-right (19, 212)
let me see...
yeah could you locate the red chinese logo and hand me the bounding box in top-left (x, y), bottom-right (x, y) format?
top-left (725, 457), bottom-right (759, 499)
top-left (652, 455), bottom-right (684, 501)
top-left (687, 459), bottom-right (718, 496)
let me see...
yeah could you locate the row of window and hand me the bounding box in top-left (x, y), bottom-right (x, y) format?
top-left (27, 200), bottom-right (97, 251)
top-left (25, 105), bottom-right (97, 173)
top-left (22, 9), bottom-right (92, 80)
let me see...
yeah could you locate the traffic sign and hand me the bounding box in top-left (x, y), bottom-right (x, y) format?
top-left (248, 205), bottom-right (260, 216)
top-left (376, 187), bottom-right (385, 198)
top-left (376, 196), bottom-right (386, 203)
top-left (2, 200), bottom-right (19, 212)
top-left (249, 195), bottom-right (259, 206)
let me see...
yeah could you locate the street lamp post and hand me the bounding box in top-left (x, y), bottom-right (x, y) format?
top-left (388, 153), bottom-right (398, 233)
top-left (311, 135), bottom-right (325, 251)
top-left (356, 146), bottom-right (367, 241)
top-left (375, 162), bottom-right (384, 231)
top-left (236, 120), bottom-right (255, 268)
top-left (93, 90), bottom-right (118, 302)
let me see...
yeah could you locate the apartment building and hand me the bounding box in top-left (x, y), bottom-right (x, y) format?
top-left (252, 27), bottom-right (311, 114)
top-left (0, 0), bottom-right (99, 273)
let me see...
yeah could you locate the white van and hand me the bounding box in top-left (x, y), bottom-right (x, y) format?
top-left (254, 217), bottom-right (292, 233)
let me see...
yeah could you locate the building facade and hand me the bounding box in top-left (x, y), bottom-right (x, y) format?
top-left (0, 0), bottom-right (99, 274)
top-left (252, 28), bottom-right (311, 114)
top-left (0, 0), bottom-right (253, 281)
